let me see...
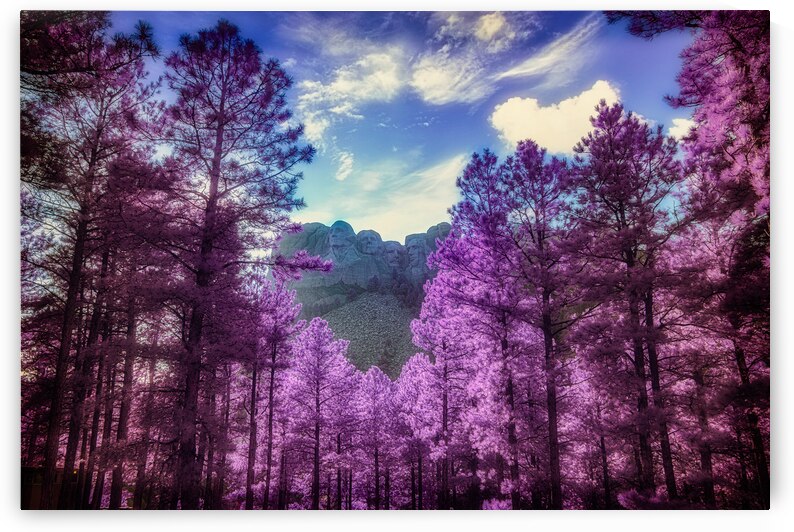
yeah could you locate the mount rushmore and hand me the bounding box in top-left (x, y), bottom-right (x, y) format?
top-left (277, 221), bottom-right (451, 375)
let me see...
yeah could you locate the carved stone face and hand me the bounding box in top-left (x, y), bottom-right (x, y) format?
top-left (434, 222), bottom-right (451, 242)
top-left (357, 230), bottom-right (383, 255)
top-left (406, 236), bottom-right (426, 268)
top-left (328, 220), bottom-right (355, 250)
top-left (383, 241), bottom-right (404, 269)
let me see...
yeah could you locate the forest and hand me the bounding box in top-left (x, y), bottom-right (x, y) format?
top-left (20, 11), bottom-right (769, 510)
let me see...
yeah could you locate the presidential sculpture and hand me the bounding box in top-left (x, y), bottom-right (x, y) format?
top-left (276, 220), bottom-right (451, 375)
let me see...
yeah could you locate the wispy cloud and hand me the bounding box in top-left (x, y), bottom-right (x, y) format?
top-left (334, 151), bottom-right (355, 181)
top-left (490, 79), bottom-right (620, 154)
top-left (496, 12), bottom-right (603, 88)
top-left (410, 12), bottom-right (540, 105)
top-left (297, 48), bottom-right (407, 147)
top-left (410, 44), bottom-right (492, 105)
top-left (281, 13), bottom-right (383, 58)
top-left (431, 11), bottom-right (536, 53)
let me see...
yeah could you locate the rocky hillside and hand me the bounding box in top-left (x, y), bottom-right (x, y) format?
top-left (322, 292), bottom-right (417, 377)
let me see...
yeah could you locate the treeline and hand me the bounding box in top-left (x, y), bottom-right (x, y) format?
top-left (20, 11), bottom-right (768, 510)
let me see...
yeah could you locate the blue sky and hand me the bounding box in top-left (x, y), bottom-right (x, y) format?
top-left (111, 11), bottom-right (695, 242)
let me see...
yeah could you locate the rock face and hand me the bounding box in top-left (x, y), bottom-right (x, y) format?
top-left (278, 220), bottom-right (451, 376)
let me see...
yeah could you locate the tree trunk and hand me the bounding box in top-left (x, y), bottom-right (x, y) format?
top-left (91, 361), bottom-right (117, 509)
top-left (203, 377), bottom-right (216, 510)
top-left (168, 459), bottom-right (180, 509)
top-left (732, 336), bottom-right (769, 508)
top-left (374, 446), bottom-right (380, 509)
top-left (732, 338), bottom-right (751, 386)
top-left (195, 425), bottom-right (207, 502)
top-left (81, 315), bottom-right (110, 508)
top-left (245, 359), bottom-right (259, 510)
top-left (632, 445), bottom-right (644, 492)
top-left (41, 216), bottom-right (89, 509)
top-left (410, 462), bottom-right (416, 510)
top-left (644, 290), bottom-right (677, 499)
top-left (277, 448), bottom-right (287, 510)
top-left (440, 359), bottom-right (449, 510)
top-left (74, 426), bottom-right (88, 509)
top-left (178, 308), bottom-right (203, 510)
top-left (326, 471), bottom-right (332, 509)
top-left (335, 468), bottom-right (342, 510)
top-left (312, 375), bottom-right (321, 510)
top-left (335, 433), bottom-right (342, 510)
top-left (59, 249), bottom-right (110, 509)
top-left (597, 404), bottom-right (612, 509)
top-left (336, 472), bottom-right (342, 510)
top-left (731, 336), bottom-right (769, 509)
top-left (499, 320), bottom-right (521, 510)
top-left (628, 291), bottom-right (654, 492)
top-left (109, 296), bottom-right (137, 509)
top-left (418, 451), bottom-right (424, 510)
top-left (133, 351), bottom-right (157, 510)
top-left (216, 364), bottom-right (231, 509)
top-left (735, 428), bottom-right (751, 509)
top-left (542, 293), bottom-right (562, 509)
top-left (384, 468), bottom-right (391, 510)
top-left (178, 96), bottom-right (226, 510)
top-left (263, 342), bottom-right (278, 509)
top-left (469, 456), bottom-right (482, 509)
top-left (748, 413), bottom-right (769, 508)
top-left (203, 434), bottom-right (215, 509)
top-left (451, 460), bottom-right (457, 509)
top-left (600, 433), bottom-right (612, 509)
top-left (347, 468), bottom-right (353, 510)
top-left (435, 461), bottom-right (441, 509)
top-left (693, 367), bottom-right (716, 508)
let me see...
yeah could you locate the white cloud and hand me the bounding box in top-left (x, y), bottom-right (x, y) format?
top-left (475, 13), bottom-right (507, 41)
top-left (334, 151), bottom-right (355, 182)
top-left (297, 49), bottom-right (407, 147)
top-left (410, 45), bottom-right (492, 105)
top-left (327, 53), bottom-right (404, 103)
top-left (301, 113), bottom-right (331, 146)
top-left (474, 13), bottom-right (517, 52)
top-left (668, 117), bottom-right (696, 140)
top-left (496, 12), bottom-right (603, 89)
top-left (489, 80), bottom-right (620, 154)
